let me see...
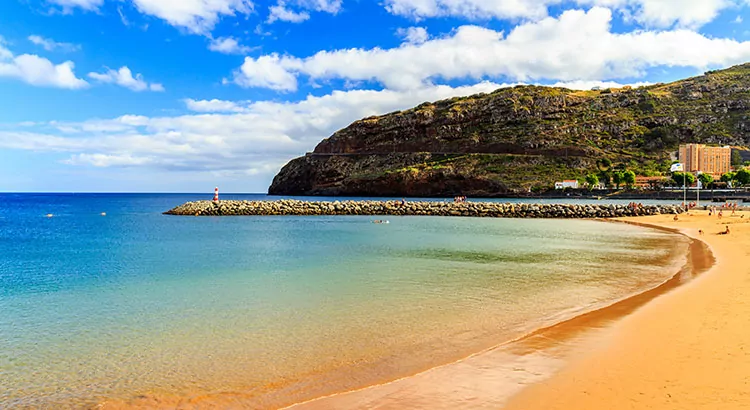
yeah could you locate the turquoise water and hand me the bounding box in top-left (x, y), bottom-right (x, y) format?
top-left (0, 194), bottom-right (687, 408)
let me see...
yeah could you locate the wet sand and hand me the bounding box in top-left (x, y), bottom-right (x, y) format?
top-left (284, 216), bottom-right (720, 409)
top-left (504, 210), bottom-right (750, 410)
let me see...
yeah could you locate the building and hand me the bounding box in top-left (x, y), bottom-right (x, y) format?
top-left (555, 180), bottom-right (579, 190)
top-left (678, 144), bottom-right (731, 177)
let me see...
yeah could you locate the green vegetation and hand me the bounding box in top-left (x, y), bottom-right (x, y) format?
top-left (623, 170), bottom-right (636, 188)
top-left (697, 173), bottom-right (714, 188)
top-left (585, 174), bottom-right (599, 190)
top-left (672, 172), bottom-right (696, 187)
top-left (721, 172), bottom-right (736, 183)
top-left (273, 63), bottom-right (750, 195)
top-left (612, 171), bottom-right (624, 189)
top-left (736, 169), bottom-right (750, 186)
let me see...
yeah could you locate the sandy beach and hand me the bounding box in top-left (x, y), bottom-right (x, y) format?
top-left (288, 210), bottom-right (750, 410)
top-left (504, 210), bottom-right (750, 410)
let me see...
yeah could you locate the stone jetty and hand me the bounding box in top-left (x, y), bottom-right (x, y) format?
top-left (164, 200), bottom-right (682, 218)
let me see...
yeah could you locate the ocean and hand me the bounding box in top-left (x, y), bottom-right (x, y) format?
top-left (0, 193), bottom-right (688, 408)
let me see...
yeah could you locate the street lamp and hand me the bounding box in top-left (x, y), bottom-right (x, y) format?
top-left (696, 171), bottom-right (702, 209)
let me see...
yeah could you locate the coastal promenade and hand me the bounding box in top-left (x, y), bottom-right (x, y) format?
top-left (164, 199), bottom-right (681, 218)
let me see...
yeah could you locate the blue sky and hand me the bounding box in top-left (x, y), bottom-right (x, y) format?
top-left (1, 0), bottom-right (750, 192)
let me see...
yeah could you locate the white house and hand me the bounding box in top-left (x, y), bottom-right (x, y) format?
top-left (555, 180), bottom-right (579, 190)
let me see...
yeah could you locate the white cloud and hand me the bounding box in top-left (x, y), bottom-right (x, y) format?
top-left (130, 0), bottom-right (254, 34)
top-left (0, 41), bottom-right (88, 89)
top-left (267, 0), bottom-right (342, 23)
top-left (88, 66), bottom-right (165, 92)
top-left (268, 2), bottom-right (311, 22)
top-left (184, 98), bottom-right (246, 112)
top-left (65, 153), bottom-right (155, 167)
top-left (385, 0), bottom-right (555, 21)
top-left (28, 35), bottom-right (81, 52)
top-left (208, 37), bottom-right (254, 54)
top-left (396, 26), bottom-right (429, 44)
top-left (385, 0), bottom-right (742, 28)
top-left (586, 0), bottom-right (736, 28)
top-left (0, 82), bottom-right (510, 178)
top-left (46, 0), bottom-right (103, 12)
top-left (232, 54), bottom-right (300, 91)
top-left (549, 79), bottom-right (652, 89)
top-left (231, 8), bottom-right (750, 91)
top-left (735, 15), bottom-right (744, 23)
top-left (0, 38), bottom-right (12, 60)
top-left (118, 6), bottom-right (132, 26)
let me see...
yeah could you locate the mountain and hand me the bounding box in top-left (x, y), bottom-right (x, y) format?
top-left (269, 64), bottom-right (750, 197)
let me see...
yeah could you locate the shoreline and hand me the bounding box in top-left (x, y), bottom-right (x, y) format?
top-left (96, 216), bottom-right (725, 410)
top-left (503, 210), bottom-right (750, 410)
top-left (280, 219), bottom-right (714, 409)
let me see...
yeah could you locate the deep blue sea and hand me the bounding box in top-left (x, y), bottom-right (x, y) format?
top-left (0, 193), bottom-right (688, 408)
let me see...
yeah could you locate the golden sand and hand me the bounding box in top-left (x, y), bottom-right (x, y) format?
top-left (504, 210), bottom-right (750, 410)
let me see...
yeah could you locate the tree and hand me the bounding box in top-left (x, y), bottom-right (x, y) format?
top-left (623, 170), bottom-right (636, 188)
top-left (612, 171), bottom-right (624, 189)
top-left (697, 173), bottom-right (714, 189)
top-left (598, 171), bottom-right (611, 188)
top-left (720, 172), bottom-right (736, 183)
top-left (732, 150), bottom-right (744, 167)
top-left (736, 169), bottom-right (750, 186)
top-left (672, 172), bottom-right (696, 187)
top-left (585, 174), bottom-right (599, 190)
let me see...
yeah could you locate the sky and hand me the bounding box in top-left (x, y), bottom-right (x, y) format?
top-left (2, 1), bottom-right (750, 192)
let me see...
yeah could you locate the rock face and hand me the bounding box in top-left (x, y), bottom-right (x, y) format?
top-left (269, 63), bottom-right (750, 196)
top-left (165, 200), bottom-right (681, 218)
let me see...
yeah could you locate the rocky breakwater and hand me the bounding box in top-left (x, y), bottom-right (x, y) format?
top-left (164, 200), bottom-right (682, 218)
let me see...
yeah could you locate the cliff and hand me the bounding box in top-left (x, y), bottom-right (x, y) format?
top-left (269, 64), bottom-right (750, 197)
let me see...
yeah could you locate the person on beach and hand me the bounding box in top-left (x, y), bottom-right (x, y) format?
top-left (718, 210), bottom-right (723, 219)
top-left (674, 214), bottom-right (679, 221)
top-left (699, 229), bottom-right (704, 235)
top-left (719, 226), bottom-right (730, 235)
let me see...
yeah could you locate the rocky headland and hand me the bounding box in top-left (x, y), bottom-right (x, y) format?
top-left (269, 64), bottom-right (750, 197)
top-left (164, 200), bottom-right (681, 218)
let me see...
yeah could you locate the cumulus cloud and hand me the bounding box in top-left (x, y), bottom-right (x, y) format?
top-left (231, 54), bottom-right (300, 91)
top-left (231, 8), bottom-right (750, 91)
top-left (184, 98), bottom-right (246, 112)
top-left (0, 82), bottom-right (512, 182)
top-left (130, 0), bottom-right (254, 34)
top-left (88, 66), bottom-right (165, 92)
top-left (0, 41), bottom-right (88, 89)
top-left (208, 37), bottom-right (254, 54)
top-left (268, 2), bottom-right (311, 22)
top-left (396, 26), bottom-right (429, 44)
top-left (28, 35), bottom-right (81, 52)
top-left (385, 0), bottom-right (742, 28)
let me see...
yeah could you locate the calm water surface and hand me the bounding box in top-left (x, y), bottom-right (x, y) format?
top-left (0, 194), bottom-right (687, 408)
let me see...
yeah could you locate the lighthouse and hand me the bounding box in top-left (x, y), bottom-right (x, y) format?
top-left (213, 187), bottom-right (219, 202)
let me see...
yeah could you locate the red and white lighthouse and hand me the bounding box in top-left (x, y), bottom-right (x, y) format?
top-left (213, 187), bottom-right (219, 202)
